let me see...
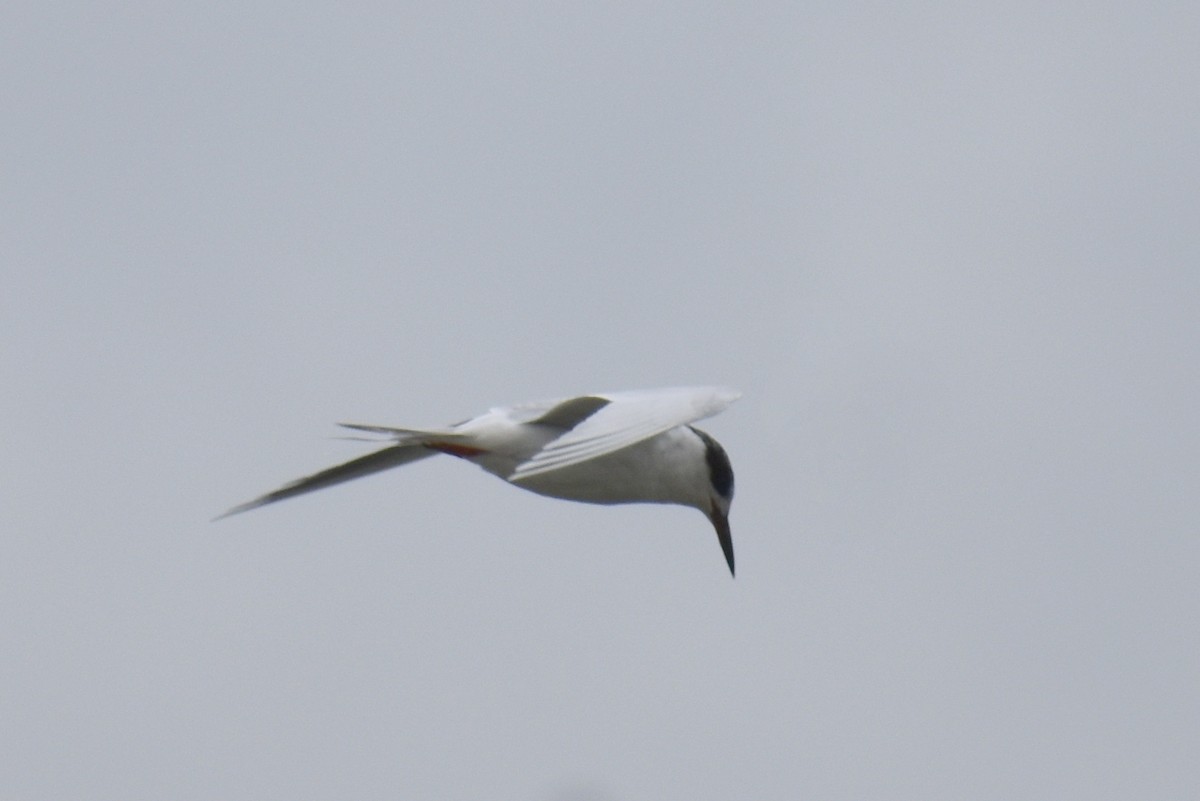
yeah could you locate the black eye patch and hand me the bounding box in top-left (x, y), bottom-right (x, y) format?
top-left (690, 426), bottom-right (734, 500)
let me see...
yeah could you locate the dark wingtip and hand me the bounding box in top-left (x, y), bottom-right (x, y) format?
top-left (211, 499), bottom-right (263, 522)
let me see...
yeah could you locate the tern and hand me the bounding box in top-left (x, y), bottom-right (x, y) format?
top-left (217, 386), bottom-right (740, 575)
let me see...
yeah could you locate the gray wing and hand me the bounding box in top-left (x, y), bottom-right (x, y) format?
top-left (214, 443), bottom-right (434, 520)
top-left (509, 386), bottom-right (740, 480)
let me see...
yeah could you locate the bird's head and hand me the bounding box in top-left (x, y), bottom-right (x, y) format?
top-left (689, 426), bottom-right (736, 577)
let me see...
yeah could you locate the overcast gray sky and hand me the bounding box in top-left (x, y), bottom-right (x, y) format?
top-left (3, 2), bottom-right (1197, 799)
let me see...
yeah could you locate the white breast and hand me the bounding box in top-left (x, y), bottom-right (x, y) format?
top-left (503, 426), bottom-right (710, 509)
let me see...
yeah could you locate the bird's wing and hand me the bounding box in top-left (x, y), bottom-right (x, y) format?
top-left (214, 443), bottom-right (434, 520)
top-left (524, 394), bottom-right (611, 430)
top-left (508, 386), bottom-right (740, 480)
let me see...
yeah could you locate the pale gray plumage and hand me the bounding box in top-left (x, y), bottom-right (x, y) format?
top-left (217, 386), bottom-right (740, 575)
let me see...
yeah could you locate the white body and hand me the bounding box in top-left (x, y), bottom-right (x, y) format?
top-left (218, 386), bottom-right (741, 574)
top-left (488, 426), bottom-right (714, 509)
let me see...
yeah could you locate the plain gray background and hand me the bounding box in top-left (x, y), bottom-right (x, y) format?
top-left (3, 2), bottom-right (1197, 799)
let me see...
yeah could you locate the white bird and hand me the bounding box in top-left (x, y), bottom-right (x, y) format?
top-left (217, 386), bottom-right (741, 575)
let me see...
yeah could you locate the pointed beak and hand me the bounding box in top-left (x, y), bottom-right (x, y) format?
top-left (709, 508), bottom-right (735, 577)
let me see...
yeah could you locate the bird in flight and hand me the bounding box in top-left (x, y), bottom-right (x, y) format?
top-left (217, 386), bottom-right (740, 575)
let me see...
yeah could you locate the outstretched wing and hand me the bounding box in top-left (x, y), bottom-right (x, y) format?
top-left (214, 443), bottom-right (434, 520)
top-left (509, 386), bottom-right (740, 481)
